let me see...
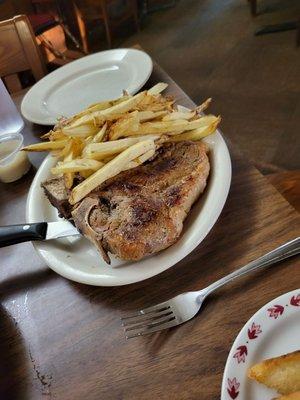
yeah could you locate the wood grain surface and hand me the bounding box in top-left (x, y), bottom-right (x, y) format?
top-left (0, 61), bottom-right (299, 400)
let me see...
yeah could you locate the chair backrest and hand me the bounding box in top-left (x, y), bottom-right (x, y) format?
top-left (0, 14), bottom-right (46, 93)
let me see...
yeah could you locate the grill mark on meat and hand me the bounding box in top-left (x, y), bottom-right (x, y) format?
top-left (166, 186), bottom-right (181, 207)
top-left (131, 201), bottom-right (158, 227)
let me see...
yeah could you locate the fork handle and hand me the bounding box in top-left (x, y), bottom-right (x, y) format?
top-left (203, 237), bottom-right (300, 296)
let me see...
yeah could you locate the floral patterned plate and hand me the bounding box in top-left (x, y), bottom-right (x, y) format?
top-left (221, 289), bottom-right (300, 400)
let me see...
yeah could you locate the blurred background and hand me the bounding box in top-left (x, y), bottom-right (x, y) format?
top-left (1, 0), bottom-right (299, 171)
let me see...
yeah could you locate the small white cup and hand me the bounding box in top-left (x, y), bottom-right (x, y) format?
top-left (0, 133), bottom-right (31, 183)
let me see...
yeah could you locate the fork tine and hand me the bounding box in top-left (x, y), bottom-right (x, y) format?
top-left (121, 303), bottom-right (171, 319)
top-left (125, 317), bottom-right (178, 339)
top-left (121, 308), bottom-right (173, 327)
top-left (123, 311), bottom-right (175, 332)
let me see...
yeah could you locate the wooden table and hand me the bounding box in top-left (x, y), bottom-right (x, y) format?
top-left (0, 62), bottom-right (299, 400)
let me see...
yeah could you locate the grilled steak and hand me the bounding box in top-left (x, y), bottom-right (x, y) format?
top-left (71, 141), bottom-right (210, 263)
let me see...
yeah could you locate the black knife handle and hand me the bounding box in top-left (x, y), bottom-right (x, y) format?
top-left (0, 223), bottom-right (47, 248)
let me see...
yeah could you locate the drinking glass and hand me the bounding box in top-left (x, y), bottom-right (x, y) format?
top-left (0, 79), bottom-right (24, 135)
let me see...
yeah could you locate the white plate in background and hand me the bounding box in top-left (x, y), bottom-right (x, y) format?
top-left (221, 289), bottom-right (300, 400)
top-left (26, 122), bottom-right (231, 286)
top-left (21, 48), bottom-right (153, 125)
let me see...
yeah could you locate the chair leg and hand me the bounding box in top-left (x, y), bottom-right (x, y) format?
top-left (74, 5), bottom-right (89, 53)
top-left (100, 0), bottom-right (112, 48)
top-left (250, 0), bottom-right (257, 16)
top-left (130, 0), bottom-right (140, 31)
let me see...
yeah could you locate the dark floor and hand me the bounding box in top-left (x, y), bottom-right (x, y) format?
top-left (90, 0), bottom-right (300, 170)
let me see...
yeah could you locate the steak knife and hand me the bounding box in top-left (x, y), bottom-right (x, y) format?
top-left (0, 221), bottom-right (80, 248)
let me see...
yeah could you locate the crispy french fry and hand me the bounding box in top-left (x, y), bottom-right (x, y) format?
top-left (68, 92), bottom-right (147, 128)
top-left (64, 172), bottom-right (74, 189)
top-left (108, 111), bottom-right (140, 140)
top-left (124, 148), bottom-right (156, 170)
top-left (65, 95), bottom-right (132, 125)
top-left (72, 138), bottom-right (85, 158)
top-left (170, 117), bottom-right (221, 141)
top-left (51, 158), bottom-right (104, 174)
top-left (55, 138), bottom-right (73, 159)
top-left (147, 82), bottom-right (168, 96)
top-left (62, 124), bottom-right (99, 138)
top-left (69, 140), bottom-right (155, 204)
top-left (137, 110), bottom-right (168, 122)
top-left (80, 170), bottom-right (95, 179)
top-left (41, 130), bottom-right (66, 141)
top-left (63, 149), bottom-right (74, 189)
top-left (137, 96), bottom-right (174, 112)
top-left (22, 139), bottom-right (68, 152)
top-left (92, 123), bottom-right (107, 143)
top-left (162, 110), bottom-right (196, 121)
top-left (84, 135), bottom-right (159, 160)
top-left (196, 98), bottom-right (212, 114)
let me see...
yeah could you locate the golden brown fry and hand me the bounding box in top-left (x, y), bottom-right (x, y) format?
top-left (80, 170), bottom-right (95, 179)
top-left (147, 82), bottom-right (168, 96)
top-left (63, 149), bottom-right (74, 189)
top-left (68, 92), bottom-right (146, 128)
top-left (51, 158), bottom-right (104, 174)
top-left (41, 129), bottom-right (66, 140)
top-left (62, 124), bottom-right (99, 138)
top-left (69, 139), bottom-right (155, 204)
top-left (22, 139), bottom-right (68, 152)
top-left (137, 94), bottom-right (174, 112)
top-left (108, 111), bottom-right (140, 140)
top-left (170, 117), bottom-right (221, 141)
top-left (137, 110), bottom-right (168, 122)
top-left (72, 138), bottom-right (85, 158)
top-left (65, 95), bottom-right (132, 125)
top-left (55, 138), bottom-right (73, 159)
top-left (84, 135), bottom-right (159, 160)
top-left (196, 98), bottom-right (212, 114)
top-left (92, 123), bottom-right (107, 143)
top-left (162, 110), bottom-right (196, 121)
top-left (124, 148), bottom-right (156, 170)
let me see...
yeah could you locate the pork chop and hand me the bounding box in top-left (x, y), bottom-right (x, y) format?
top-left (71, 141), bottom-right (210, 263)
top-left (41, 176), bottom-right (71, 219)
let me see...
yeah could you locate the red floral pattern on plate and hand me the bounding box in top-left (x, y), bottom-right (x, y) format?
top-left (267, 304), bottom-right (284, 319)
top-left (233, 346), bottom-right (248, 364)
top-left (290, 294), bottom-right (300, 307)
top-left (227, 377), bottom-right (240, 399)
top-left (247, 322), bottom-right (262, 339)
top-left (223, 290), bottom-right (300, 400)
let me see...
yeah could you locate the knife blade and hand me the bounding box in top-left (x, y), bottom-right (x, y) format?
top-left (46, 221), bottom-right (79, 240)
top-left (0, 221), bottom-right (80, 248)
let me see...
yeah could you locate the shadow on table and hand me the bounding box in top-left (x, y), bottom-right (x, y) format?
top-left (0, 269), bottom-right (57, 298)
top-left (0, 306), bottom-right (30, 400)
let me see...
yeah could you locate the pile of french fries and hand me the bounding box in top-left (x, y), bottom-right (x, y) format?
top-left (23, 83), bottom-right (220, 205)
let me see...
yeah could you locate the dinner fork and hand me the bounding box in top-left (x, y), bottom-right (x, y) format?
top-left (121, 237), bottom-right (300, 338)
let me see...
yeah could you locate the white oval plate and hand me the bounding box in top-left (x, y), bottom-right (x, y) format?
top-left (26, 128), bottom-right (231, 286)
top-left (221, 289), bottom-right (300, 400)
top-left (21, 48), bottom-right (153, 125)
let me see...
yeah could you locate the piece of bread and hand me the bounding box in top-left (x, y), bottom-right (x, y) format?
top-left (248, 350), bottom-right (300, 395)
top-left (276, 392), bottom-right (300, 400)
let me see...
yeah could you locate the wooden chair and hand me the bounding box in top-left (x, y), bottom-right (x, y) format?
top-left (248, 0), bottom-right (257, 16)
top-left (73, 0), bottom-right (139, 52)
top-left (0, 15), bottom-right (46, 93)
